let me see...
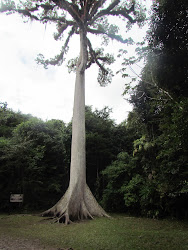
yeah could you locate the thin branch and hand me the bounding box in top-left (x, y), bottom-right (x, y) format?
top-left (129, 65), bottom-right (174, 101)
top-left (0, 4), bottom-right (38, 20)
top-left (89, 0), bottom-right (106, 19)
top-left (41, 16), bottom-right (75, 25)
top-left (86, 38), bottom-right (95, 68)
top-left (68, 2), bottom-right (82, 24)
top-left (87, 37), bottom-right (100, 68)
top-left (52, 26), bottom-right (75, 64)
top-left (90, 0), bottom-right (120, 20)
top-left (84, 0), bottom-right (95, 22)
top-left (52, 0), bottom-right (82, 25)
top-left (129, 65), bottom-right (141, 78)
top-left (37, 26), bottom-right (75, 67)
top-left (150, 69), bottom-right (174, 100)
top-left (54, 23), bottom-right (69, 40)
top-left (17, 9), bottom-right (39, 20)
top-left (0, 3), bottom-right (75, 25)
top-left (87, 38), bottom-right (108, 73)
top-left (105, 0), bottom-right (120, 11)
top-left (0, 3), bottom-right (55, 13)
top-left (87, 27), bottom-right (129, 43)
top-left (108, 9), bottom-right (137, 23)
top-left (89, 2), bottom-right (137, 25)
top-left (137, 92), bottom-right (145, 100)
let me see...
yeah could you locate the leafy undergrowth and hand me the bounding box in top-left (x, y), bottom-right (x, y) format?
top-left (0, 213), bottom-right (187, 250)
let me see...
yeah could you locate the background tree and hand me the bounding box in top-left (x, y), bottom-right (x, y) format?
top-left (0, 111), bottom-right (70, 211)
top-left (147, 0), bottom-right (188, 99)
top-left (0, 102), bottom-right (32, 138)
top-left (101, 0), bottom-right (188, 218)
top-left (0, 103), bottom-right (32, 210)
top-left (102, 77), bottom-right (188, 218)
top-left (85, 106), bottom-right (133, 200)
top-left (0, 0), bottom-right (145, 223)
top-left (1, 104), bottom-right (124, 212)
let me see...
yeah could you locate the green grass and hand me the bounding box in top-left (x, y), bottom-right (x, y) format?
top-left (0, 213), bottom-right (187, 249)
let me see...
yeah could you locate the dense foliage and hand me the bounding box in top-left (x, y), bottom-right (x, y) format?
top-left (101, 0), bottom-right (188, 219)
top-left (0, 103), bottom-right (131, 211)
top-left (102, 84), bottom-right (188, 218)
top-left (147, 0), bottom-right (188, 98)
top-left (0, 103), bottom-right (70, 210)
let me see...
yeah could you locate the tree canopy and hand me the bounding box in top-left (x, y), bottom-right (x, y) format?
top-left (147, 0), bottom-right (188, 98)
top-left (1, 0), bottom-right (145, 86)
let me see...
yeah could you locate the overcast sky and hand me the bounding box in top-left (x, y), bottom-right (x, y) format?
top-left (0, 1), bottom-right (152, 124)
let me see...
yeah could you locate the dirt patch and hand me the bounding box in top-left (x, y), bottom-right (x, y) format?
top-left (0, 235), bottom-right (72, 250)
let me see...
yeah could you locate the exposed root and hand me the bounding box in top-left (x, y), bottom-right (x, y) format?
top-left (41, 184), bottom-right (109, 224)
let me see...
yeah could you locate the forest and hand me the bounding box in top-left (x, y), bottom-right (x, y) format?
top-left (0, 0), bottom-right (187, 220)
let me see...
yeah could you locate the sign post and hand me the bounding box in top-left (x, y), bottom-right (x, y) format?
top-left (10, 194), bottom-right (24, 203)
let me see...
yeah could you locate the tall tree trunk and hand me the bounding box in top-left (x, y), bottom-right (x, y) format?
top-left (42, 29), bottom-right (109, 224)
top-left (69, 28), bottom-right (87, 196)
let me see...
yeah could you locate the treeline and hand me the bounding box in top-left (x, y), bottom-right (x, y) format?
top-left (0, 104), bottom-right (132, 212)
top-left (0, 91), bottom-right (187, 218)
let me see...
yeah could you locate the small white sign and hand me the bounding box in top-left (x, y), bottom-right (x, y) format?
top-left (10, 194), bottom-right (24, 203)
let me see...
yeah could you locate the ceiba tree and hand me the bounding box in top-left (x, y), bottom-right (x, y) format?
top-left (0, 0), bottom-right (145, 224)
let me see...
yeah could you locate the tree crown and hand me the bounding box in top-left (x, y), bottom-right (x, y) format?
top-left (0, 0), bottom-right (146, 85)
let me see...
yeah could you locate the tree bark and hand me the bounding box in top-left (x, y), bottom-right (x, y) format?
top-left (42, 29), bottom-right (109, 224)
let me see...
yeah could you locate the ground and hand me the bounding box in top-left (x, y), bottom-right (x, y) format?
top-left (0, 235), bottom-right (71, 250)
top-left (0, 213), bottom-right (187, 249)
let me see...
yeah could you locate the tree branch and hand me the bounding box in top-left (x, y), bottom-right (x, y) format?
top-left (41, 16), bottom-right (75, 25)
top-left (89, 2), bottom-right (137, 25)
top-left (108, 9), bottom-right (137, 23)
top-left (0, 3), bottom-right (55, 14)
top-left (87, 27), bottom-right (129, 43)
top-left (37, 26), bottom-right (75, 68)
top-left (0, 4), bottom-right (38, 20)
top-left (0, 3), bottom-right (75, 25)
top-left (87, 38), bottom-right (108, 73)
top-left (86, 38), bottom-right (96, 69)
top-left (105, 0), bottom-right (120, 11)
top-left (52, 0), bottom-right (82, 25)
top-left (54, 23), bottom-right (69, 40)
top-left (89, 0), bottom-right (107, 19)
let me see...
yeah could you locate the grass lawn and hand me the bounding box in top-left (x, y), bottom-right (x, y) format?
top-left (0, 213), bottom-right (187, 249)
